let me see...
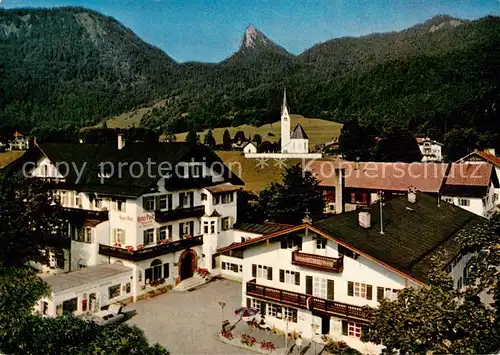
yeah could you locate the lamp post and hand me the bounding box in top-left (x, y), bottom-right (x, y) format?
top-left (218, 301), bottom-right (226, 328)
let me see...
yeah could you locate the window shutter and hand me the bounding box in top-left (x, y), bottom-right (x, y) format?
top-left (246, 298), bottom-right (251, 307)
top-left (341, 320), bottom-right (348, 336)
top-left (327, 280), bottom-right (335, 300)
top-left (179, 223), bottom-right (183, 238)
top-left (377, 287), bottom-right (384, 301)
top-left (367, 285), bottom-right (373, 300)
top-left (155, 196), bottom-right (161, 210)
top-left (362, 194), bottom-right (367, 204)
top-left (163, 263), bottom-right (169, 278)
top-left (252, 264), bottom-right (257, 278)
top-left (189, 192), bottom-right (194, 207)
top-left (347, 281), bottom-right (354, 296)
top-left (260, 301), bottom-right (266, 316)
top-left (361, 325), bottom-right (369, 338)
top-left (179, 192), bottom-right (185, 206)
top-left (292, 309), bottom-right (298, 323)
top-left (276, 305), bottom-right (282, 319)
top-left (142, 198), bottom-right (148, 210)
top-left (122, 230), bottom-right (126, 245)
top-left (281, 239), bottom-right (287, 249)
top-left (296, 237), bottom-right (303, 250)
top-left (350, 193), bottom-right (356, 203)
top-left (189, 221), bottom-right (195, 235)
top-left (306, 276), bottom-right (313, 295)
top-left (295, 272), bottom-right (300, 286)
top-left (267, 267), bottom-right (273, 281)
top-left (168, 194), bottom-right (172, 210)
top-left (222, 262), bottom-right (226, 270)
top-left (279, 270), bottom-right (285, 283)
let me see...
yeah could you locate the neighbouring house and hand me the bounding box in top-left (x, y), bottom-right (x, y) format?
top-left (458, 149), bottom-right (500, 203)
top-left (242, 142), bottom-right (257, 154)
top-left (9, 131), bottom-right (30, 150)
top-left (217, 193), bottom-right (482, 353)
top-left (306, 159), bottom-right (499, 218)
top-left (416, 137), bottom-right (443, 162)
top-left (7, 136), bottom-right (245, 316)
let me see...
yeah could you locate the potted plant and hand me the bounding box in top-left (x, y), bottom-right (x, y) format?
top-left (113, 243), bottom-right (122, 248)
top-left (260, 341), bottom-right (276, 352)
top-left (220, 330), bottom-right (233, 340)
top-left (125, 245), bottom-right (134, 252)
top-left (241, 334), bottom-right (256, 347)
top-left (136, 244), bottom-right (144, 250)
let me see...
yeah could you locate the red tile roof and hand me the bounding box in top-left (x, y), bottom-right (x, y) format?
top-left (445, 162), bottom-right (492, 187)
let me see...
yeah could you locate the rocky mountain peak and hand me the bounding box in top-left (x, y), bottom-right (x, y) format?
top-left (242, 24), bottom-right (268, 49)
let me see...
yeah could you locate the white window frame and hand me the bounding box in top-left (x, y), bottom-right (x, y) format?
top-left (313, 277), bottom-right (327, 298)
top-left (348, 321), bottom-right (362, 338)
top-left (144, 229), bottom-right (155, 245)
top-left (354, 282), bottom-right (367, 298)
top-left (257, 265), bottom-right (268, 279)
top-left (113, 229), bottom-right (125, 244)
top-left (283, 307), bottom-right (297, 323)
top-left (221, 217), bottom-right (230, 231)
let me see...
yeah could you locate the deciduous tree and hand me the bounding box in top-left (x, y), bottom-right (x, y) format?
top-left (222, 129), bottom-right (232, 150)
top-left (259, 164), bottom-right (325, 224)
top-left (203, 129), bottom-right (216, 147)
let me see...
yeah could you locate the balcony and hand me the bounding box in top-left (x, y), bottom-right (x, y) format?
top-left (61, 207), bottom-right (109, 222)
top-left (292, 251), bottom-right (344, 273)
top-left (154, 206), bottom-right (205, 223)
top-left (246, 280), bottom-right (368, 321)
top-left (99, 235), bottom-right (203, 262)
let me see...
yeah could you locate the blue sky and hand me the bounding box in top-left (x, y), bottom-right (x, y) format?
top-left (2, 0), bottom-right (500, 62)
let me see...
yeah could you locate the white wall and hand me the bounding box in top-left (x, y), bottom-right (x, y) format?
top-left (442, 181), bottom-right (495, 218)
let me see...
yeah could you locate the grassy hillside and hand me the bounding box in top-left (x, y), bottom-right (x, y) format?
top-left (217, 151), bottom-right (302, 193)
top-left (0, 151), bottom-right (25, 169)
top-left (105, 99), bottom-right (168, 128)
top-left (175, 115), bottom-right (343, 149)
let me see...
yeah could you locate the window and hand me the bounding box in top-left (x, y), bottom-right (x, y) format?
top-left (313, 277), bottom-right (327, 298)
top-left (146, 259), bottom-right (163, 284)
top-left (251, 299), bottom-right (262, 310)
top-left (41, 301), bottom-right (48, 315)
top-left (163, 263), bottom-right (170, 279)
top-left (203, 221), bottom-right (209, 234)
top-left (108, 284), bottom-right (121, 299)
top-left (280, 269), bottom-right (300, 285)
top-left (158, 225), bottom-right (172, 240)
top-left (179, 192), bottom-right (190, 207)
top-left (75, 194), bottom-right (82, 208)
top-left (221, 192), bottom-right (234, 204)
top-left (267, 303), bottom-right (282, 319)
top-left (159, 194), bottom-right (172, 210)
top-left (221, 217), bottom-right (230, 231)
top-left (55, 251), bottom-right (65, 269)
top-left (494, 193), bottom-right (499, 202)
top-left (201, 193), bottom-right (207, 201)
top-left (125, 283), bottom-right (131, 293)
top-left (60, 191), bottom-right (68, 206)
top-left (78, 259), bottom-right (86, 269)
top-left (316, 238), bottom-right (326, 249)
top-left (143, 196), bottom-right (155, 211)
top-left (458, 198), bottom-right (470, 207)
top-left (283, 307), bottom-right (297, 323)
top-left (222, 262), bottom-right (241, 273)
top-left (210, 221), bottom-right (215, 234)
top-left (83, 227), bottom-right (93, 243)
top-left (94, 198), bottom-right (102, 209)
top-left (348, 281), bottom-right (373, 300)
top-left (384, 288), bottom-right (397, 300)
top-left (253, 264), bottom-right (272, 280)
top-left (115, 199), bottom-right (126, 212)
top-left (113, 229), bottom-right (125, 244)
top-left (348, 321), bottom-right (362, 338)
top-left (143, 229), bottom-right (155, 245)
top-left (280, 236), bottom-right (302, 250)
top-left (213, 195), bottom-right (221, 205)
top-left (338, 245), bottom-right (357, 259)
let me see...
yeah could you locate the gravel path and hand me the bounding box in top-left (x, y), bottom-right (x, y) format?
top-left (124, 279), bottom-right (254, 355)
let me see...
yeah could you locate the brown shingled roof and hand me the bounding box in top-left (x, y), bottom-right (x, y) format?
top-left (445, 162), bottom-right (492, 186)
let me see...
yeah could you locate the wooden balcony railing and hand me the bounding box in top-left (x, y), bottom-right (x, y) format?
top-left (291, 251), bottom-right (344, 273)
top-left (246, 280), bottom-right (368, 321)
top-left (154, 206), bottom-right (205, 223)
top-left (99, 235), bottom-right (203, 262)
top-left (61, 207), bottom-right (109, 222)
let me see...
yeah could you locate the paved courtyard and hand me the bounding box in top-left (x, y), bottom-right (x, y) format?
top-left (124, 279), bottom-right (255, 354)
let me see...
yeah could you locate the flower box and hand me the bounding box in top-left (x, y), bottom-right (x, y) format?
top-left (136, 244), bottom-right (144, 250)
top-left (113, 243), bottom-right (122, 248)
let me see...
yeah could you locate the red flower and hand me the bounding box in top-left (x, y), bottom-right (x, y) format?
top-left (136, 244), bottom-right (144, 250)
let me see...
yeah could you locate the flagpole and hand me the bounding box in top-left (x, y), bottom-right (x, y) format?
top-left (379, 191), bottom-right (384, 235)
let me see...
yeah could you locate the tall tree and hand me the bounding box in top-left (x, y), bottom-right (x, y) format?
top-left (374, 127), bottom-right (422, 162)
top-left (363, 216), bottom-right (500, 354)
top-left (0, 174), bottom-right (66, 267)
top-left (185, 130), bottom-right (199, 144)
top-left (203, 130), bottom-right (216, 147)
top-left (233, 130), bottom-right (246, 143)
top-left (444, 128), bottom-right (478, 161)
top-left (259, 164), bottom-right (325, 224)
top-left (338, 119), bottom-right (377, 161)
top-left (222, 129), bottom-right (232, 150)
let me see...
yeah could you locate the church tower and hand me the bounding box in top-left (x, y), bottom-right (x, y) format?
top-left (280, 88), bottom-right (291, 153)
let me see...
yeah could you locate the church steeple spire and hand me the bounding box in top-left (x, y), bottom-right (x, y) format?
top-left (282, 87), bottom-right (288, 115)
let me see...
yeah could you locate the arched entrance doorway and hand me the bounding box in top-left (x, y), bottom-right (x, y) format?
top-left (178, 249), bottom-right (197, 281)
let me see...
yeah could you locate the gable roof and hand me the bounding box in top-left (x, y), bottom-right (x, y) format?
top-left (416, 137), bottom-right (443, 146)
top-left (307, 160), bottom-right (496, 195)
top-left (459, 150), bottom-right (500, 167)
top-left (234, 221), bottom-right (293, 235)
top-left (218, 194), bottom-right (483, 284)
top-left (290, 123), bottom-right (308, 139)
top-left (13, 142), bottom-right (244, 198)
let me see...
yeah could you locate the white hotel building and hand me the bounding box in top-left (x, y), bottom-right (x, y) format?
top-left (11, 138), bottom-right (244, 317)
top-left (217, 193), bottom-right (481, 352)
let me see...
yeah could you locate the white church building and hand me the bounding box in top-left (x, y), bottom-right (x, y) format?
top-left (245, 89), bottom-right (322, 159)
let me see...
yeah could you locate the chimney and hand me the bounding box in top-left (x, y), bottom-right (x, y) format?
top-left (302, 209), bottom-right (312, 224)
top-left (334, 167), bottom-right (345, 214)
top-left (407, 187), bottom-right (417, 204)
top-left (358, 211), bottom-right (371, 228)
top-left (117, 134), bottom-right (125, 150)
